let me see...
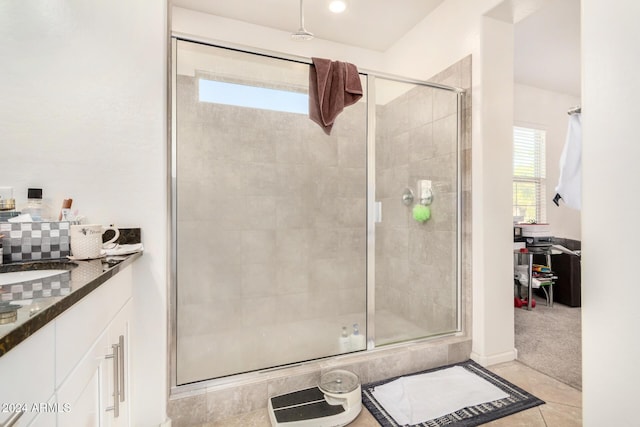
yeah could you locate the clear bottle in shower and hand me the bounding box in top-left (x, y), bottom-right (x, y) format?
top-left (339, 326), bottom-right (351, 353)
top-left (350, 323), bottom-right (366, 350)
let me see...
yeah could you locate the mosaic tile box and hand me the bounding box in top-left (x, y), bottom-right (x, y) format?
top-left (0, 222), bottom-right (70, 263)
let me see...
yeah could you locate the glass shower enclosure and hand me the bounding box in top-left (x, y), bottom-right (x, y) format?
top-left (171, 39), bottom-right (462, 386)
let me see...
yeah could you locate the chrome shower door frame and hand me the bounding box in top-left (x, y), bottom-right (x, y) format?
top-left (168, 35), bottom-right (465, 392)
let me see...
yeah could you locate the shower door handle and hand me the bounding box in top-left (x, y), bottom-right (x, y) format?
top-left (374, 202), bottom-right (382, 223)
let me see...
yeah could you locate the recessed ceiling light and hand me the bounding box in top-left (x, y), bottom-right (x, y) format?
top-left (329, 0), bottom-right (347, 13)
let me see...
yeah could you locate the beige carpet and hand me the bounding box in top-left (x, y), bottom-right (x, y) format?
top-left (514, 292), bottom-right (582, 390)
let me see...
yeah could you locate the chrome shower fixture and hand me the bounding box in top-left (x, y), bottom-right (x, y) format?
top-left (291, 0), bottom-right (314, 41)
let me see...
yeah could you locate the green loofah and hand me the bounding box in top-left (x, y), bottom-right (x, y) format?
top-left (413, 204), bottom-right (431, 222)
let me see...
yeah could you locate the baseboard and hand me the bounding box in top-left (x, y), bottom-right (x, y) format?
top-left (470, 348), bottom-right (517, 367)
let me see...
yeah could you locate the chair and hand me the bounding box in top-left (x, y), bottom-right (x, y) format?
top-left (535, 238), bottom-right (581, 307)
top-left (514, 250), bottom-right (554, 309)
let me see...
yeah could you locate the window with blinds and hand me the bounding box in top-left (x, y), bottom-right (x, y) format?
top-left (513, 126), bottom-right (546, 223)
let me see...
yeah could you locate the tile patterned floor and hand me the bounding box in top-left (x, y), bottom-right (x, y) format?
top-left (200, 360), bottom-right (582, 427)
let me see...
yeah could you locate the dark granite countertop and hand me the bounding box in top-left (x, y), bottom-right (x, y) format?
top-left (0, 252), bottom-right (142, 357)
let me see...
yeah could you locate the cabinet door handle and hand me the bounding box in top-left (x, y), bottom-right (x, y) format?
top-left (0, 411), bottom-right (23, 427)
top-left (118, 334), bottom-right (125, 402)
top-left (105, 343), bottom-right (120, 418)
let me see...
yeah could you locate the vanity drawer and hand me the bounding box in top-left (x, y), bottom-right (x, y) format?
top-left (55, 266), bottom-right (132, 387)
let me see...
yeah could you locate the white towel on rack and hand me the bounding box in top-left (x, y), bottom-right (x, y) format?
top-left (555, 113), bottom-right (582, 210)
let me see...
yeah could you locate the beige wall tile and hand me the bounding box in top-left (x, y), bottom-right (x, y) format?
top-left (408, 86), bottom-right (434, 130)
top-left (338, 135), bottom-right (367, 168)
top-left (275, 129), bottom-right (308, 164)
top-left (241, 230), bottom-right (276, 264)
top-left (206, 382), bottom-right (269, 423)
top-left (409, 122), bottom-right (434, 161)
top-left (433, 89), bottom-right (458, 121)
top-left (167, 393), bottom-right (208, 427)
top-left (241, 263), bottom-right (278, 297)
top-left (307, 135), bottom-right (338, 166)
top-left (433, 114), bottom-right (458, 157)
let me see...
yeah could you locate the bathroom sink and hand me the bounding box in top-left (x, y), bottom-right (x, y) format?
top-left (0, 270), bottom-right (68, 286)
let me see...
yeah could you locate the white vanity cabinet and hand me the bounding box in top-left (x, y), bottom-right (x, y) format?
top-left (56, 303), bottom-right (132, 427)
top-left (0, 263), bottom-right (134, 427)
top-left (56, 329), bottom-right (108, 426)
top-left (0, 325), bottom-right (55, 426)
top-left (56, 266), bottom-right (133, 427)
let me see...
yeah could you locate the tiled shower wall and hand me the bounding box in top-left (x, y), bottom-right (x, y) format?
top-left (375, 56), bottom-right (471, 335)
top-left (176, 72), bottom-right (368, 380)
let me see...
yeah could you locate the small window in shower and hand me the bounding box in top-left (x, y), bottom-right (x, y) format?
top-left (199, 79), bottom-right (309, 114)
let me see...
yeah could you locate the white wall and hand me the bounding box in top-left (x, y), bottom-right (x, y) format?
top-left (472, 15), bottom-right (516, 365)
top-left (582, 1), bottom-right (640, 425)
top-left (515, 84), bottom-right (581, 240)
top-left (0, 1), bottom-right (168, 425)
top-left (384, 0), bottom-right (492, 81)
top-left (172, 7), bottom-right (386, 72)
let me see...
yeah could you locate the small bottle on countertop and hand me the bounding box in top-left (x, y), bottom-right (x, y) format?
top-left (58, 198), bottom-right (73, 221)
top-left (22, 188), bottom-right (49, 222)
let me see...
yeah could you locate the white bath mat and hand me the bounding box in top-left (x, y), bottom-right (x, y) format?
top-left (371, 366), bottom-right (508, 425)
top-left (362, 360), bottom-right (544, 427)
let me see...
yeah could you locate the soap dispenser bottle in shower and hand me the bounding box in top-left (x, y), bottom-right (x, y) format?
top-left (350, 323), bottom-right (366, 350)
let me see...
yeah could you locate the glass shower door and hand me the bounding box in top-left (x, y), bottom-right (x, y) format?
top-left (373, 77), bottom-right (460, 345)
top-left (174, 41), bottom-right (368, 384)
